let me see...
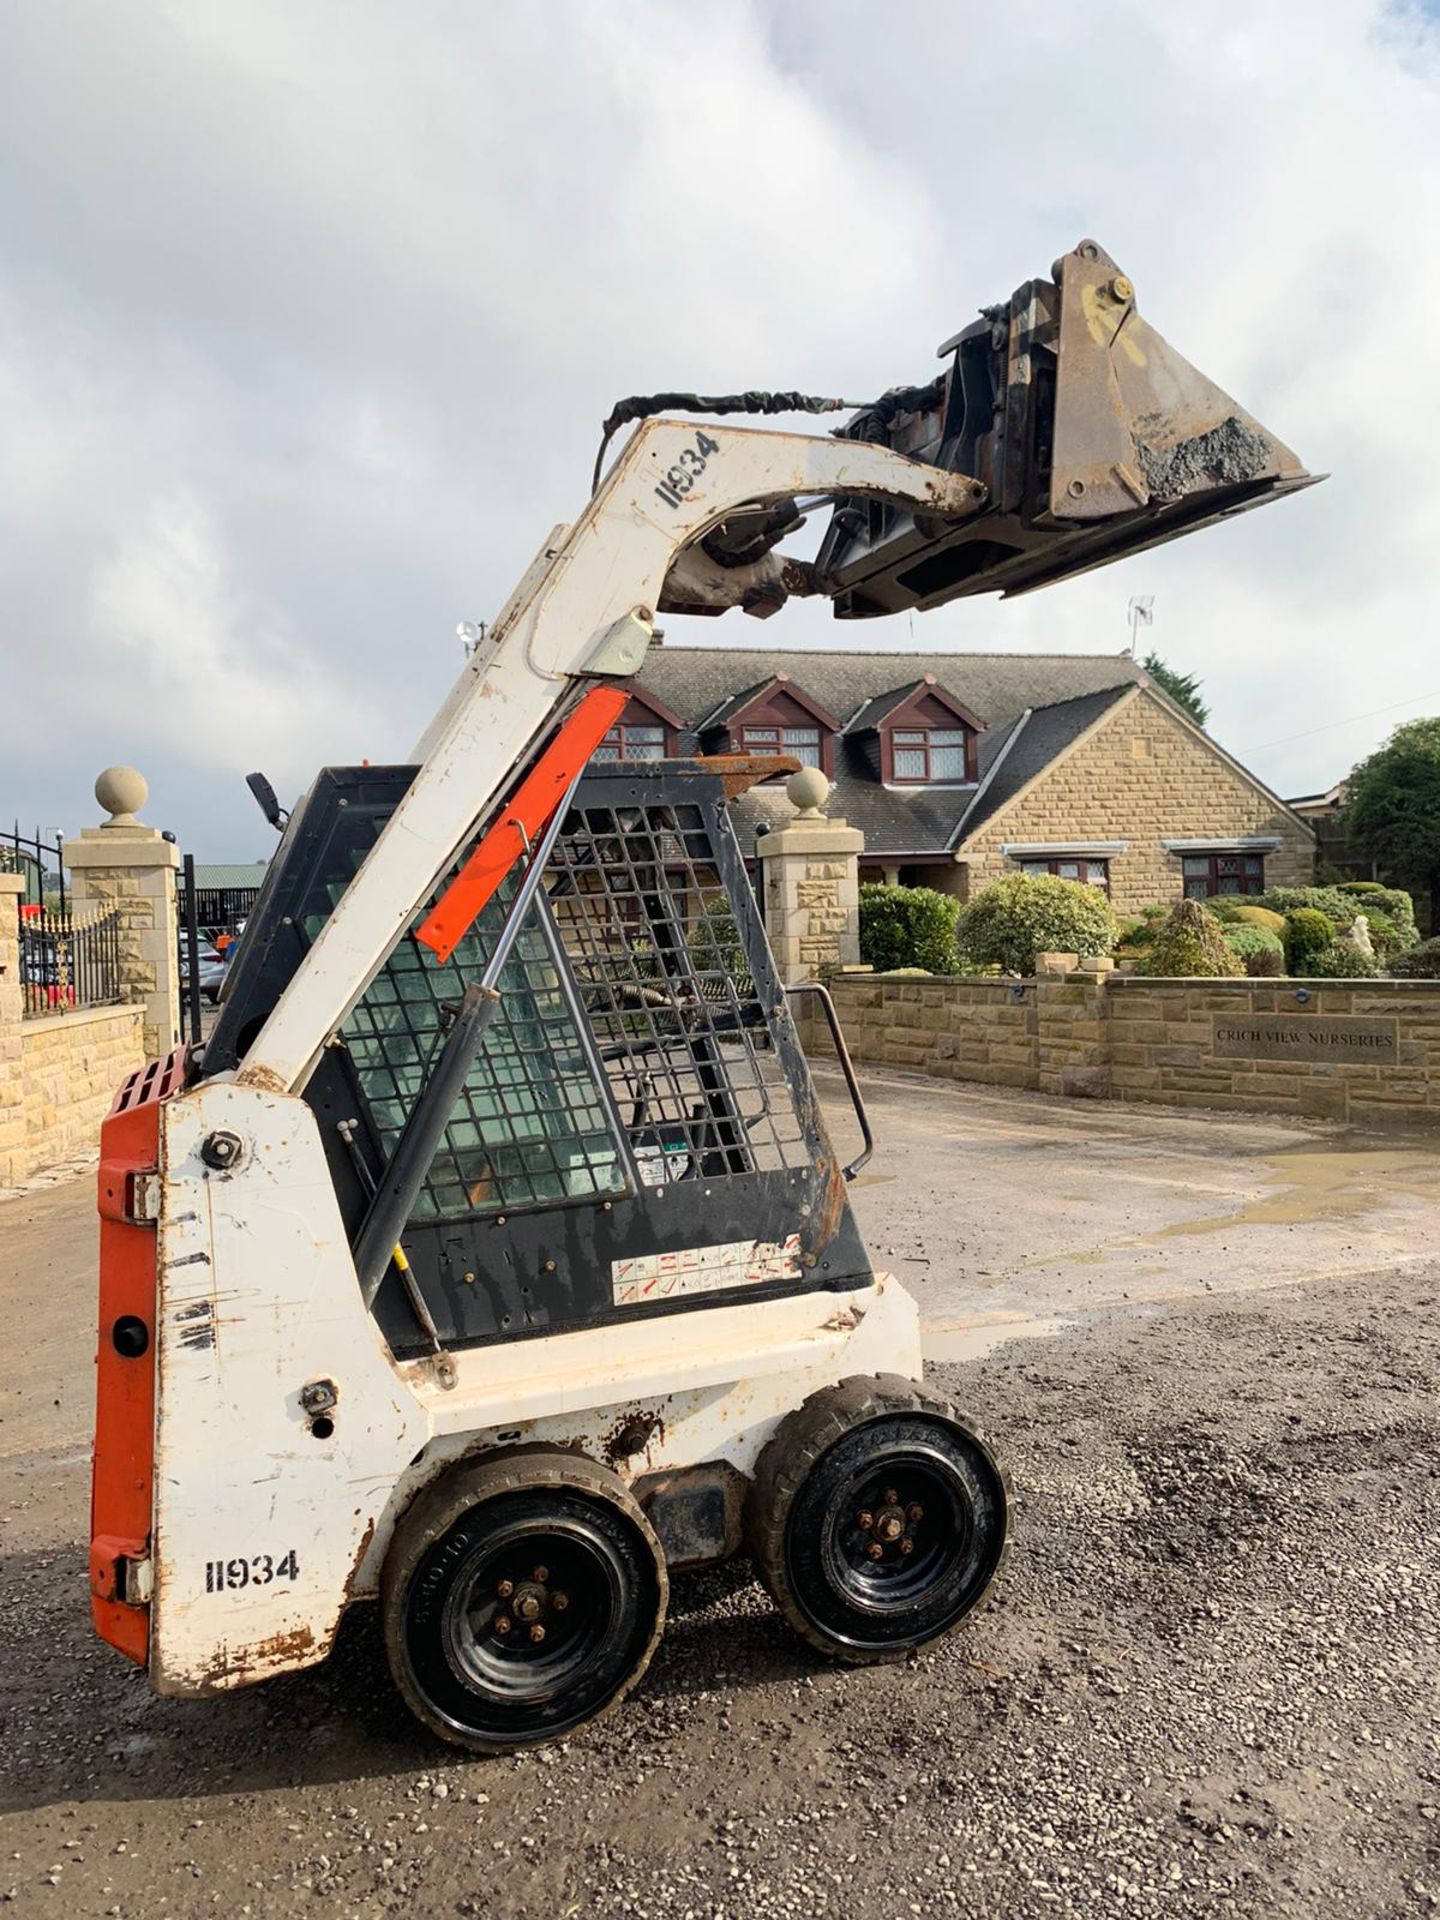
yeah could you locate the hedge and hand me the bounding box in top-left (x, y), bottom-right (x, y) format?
top-left (858, 884), bottom-right (961, 975)
top-left (955, 873), bottom-right (1119, 975)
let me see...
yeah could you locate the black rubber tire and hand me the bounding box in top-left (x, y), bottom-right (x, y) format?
top-left (745, 1373), bottom-right (1010, 1664)
top-left (382, 1449), bottom-right (668, 1752)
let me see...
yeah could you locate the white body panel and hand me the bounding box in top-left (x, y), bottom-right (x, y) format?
top-left (150, 1083), bottom-right (921, 1696)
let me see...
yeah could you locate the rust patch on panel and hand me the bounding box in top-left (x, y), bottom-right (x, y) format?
top-left (236, 1062), bottom-right (289, 1096)
top-left (692, 752), bottom-right (802, 800)
top-left (343, 1518), bottom-right (378, 1603)
top-left (196, 1622), bottom-right (318, 1690)
top-left (601, 1408), bottom-right (666, 1469)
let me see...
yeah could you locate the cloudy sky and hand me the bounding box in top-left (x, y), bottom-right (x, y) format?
top-left (3, 1), bottom-right (1438, 858)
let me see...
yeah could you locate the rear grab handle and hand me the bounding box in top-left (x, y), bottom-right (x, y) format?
top-left (784, 982), bottom-right (874, 1180)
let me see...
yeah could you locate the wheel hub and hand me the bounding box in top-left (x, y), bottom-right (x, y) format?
top-left (854, 1489), bottom-right (925, 1563)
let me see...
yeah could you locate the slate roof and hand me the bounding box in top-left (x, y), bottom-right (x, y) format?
top-left (636, 647), bottom-right (1144, 734)
top-left (631, 647), bottom-right (1146, 859)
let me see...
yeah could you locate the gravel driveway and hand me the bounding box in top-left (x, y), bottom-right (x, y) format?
top-left (1, 1081), bottom-right (1436, 1918)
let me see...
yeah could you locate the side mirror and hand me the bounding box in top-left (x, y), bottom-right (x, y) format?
top-left (245, 772), bottom-right (289, 833)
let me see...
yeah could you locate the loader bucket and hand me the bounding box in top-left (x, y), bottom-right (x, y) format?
top-left (813, 239), bottom-right (1319, 616)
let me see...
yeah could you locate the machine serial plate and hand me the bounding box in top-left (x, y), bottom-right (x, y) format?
top-left (612, 1236), bottom-right (802, 1307)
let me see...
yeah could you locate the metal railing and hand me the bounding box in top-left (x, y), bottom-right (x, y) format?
top-left (1, 822), bottom-right (66, 913)
top-left (18, 900), bottom-right (123, 1018)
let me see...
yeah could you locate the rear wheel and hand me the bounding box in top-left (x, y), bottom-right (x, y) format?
top-left (746, 1373), bottom-right (1009, 1663)
top-left (383, 1449), bottom-right (667, 1752)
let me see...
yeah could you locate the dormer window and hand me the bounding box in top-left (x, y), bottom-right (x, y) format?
top-left (891, 726), bottom-right (970, 783)
top-left (739, 724), bottom-right (823, 768)
top-left (698, 673), bottom-right (838, 777)
top-left (843, 675), bottom-right (984, 786)
top-left (591, 692), bottom-right (682, 763)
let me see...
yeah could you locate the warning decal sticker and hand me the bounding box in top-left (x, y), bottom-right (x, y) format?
top-left (611, 1235), bottom-right (802, 1307)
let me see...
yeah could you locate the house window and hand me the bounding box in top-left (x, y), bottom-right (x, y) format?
top-left (593, 723), bottom-right (667, 763)
top-left (740, 724), bottom-right (823, 768)
top-left (1182, 852), bottom-right (1265, 899)
top-left (1021, 857), bottom-right (1110, 893)
top-left (890, 727), bottom-right (970, 783)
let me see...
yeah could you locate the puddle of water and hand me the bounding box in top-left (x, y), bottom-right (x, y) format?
top-left (1019, 1144), bottom-right (1440, 1264)
top-left (1151, 1145), bottom-right (1440, 1240)
top-left (924, 1313), bottom-right (1068, 1363)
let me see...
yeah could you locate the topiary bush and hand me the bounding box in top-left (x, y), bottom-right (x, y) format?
top-left (955, 873), bottom-right (1120, 975)
top-left (1391, 936), bottom-right (1440, 979)
top-left (1303, 943), bottom-right (1382, 979)
top-left (1259, 885), bottom-right (1358, 931)
top-left (1339, 882), bottom-right (1418, 951)
top-left (858, 883), bottom-right (961, 975)
top-left (1284, 906), bottom-right (1335, 971)
top-left (1139, 900), bottom-right (1245, 977)
top-left (1227, 903), bottom-right (1288, 938)
top-left (1223, 924), bottom-right (1286, 977)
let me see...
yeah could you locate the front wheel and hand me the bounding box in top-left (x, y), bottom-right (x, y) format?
top-left (746, 1374), bottom-right (1009, 1663)
top-left (382, 1449), bottom-right (667, 1752)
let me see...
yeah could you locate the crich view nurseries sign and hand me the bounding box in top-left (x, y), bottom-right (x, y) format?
top-left (1212, 1013), bottom-right (1399, 1066)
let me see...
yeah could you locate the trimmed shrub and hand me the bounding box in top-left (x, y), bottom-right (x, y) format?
top-left (1203, 896), bottom-right (1248, 923)
top-left (859, 884), bottom-right (961, 975)
top-left (1284, 907), bottom-right (1335, 970)
top-left (955, 873), bottom-right (1120, 976)
top-left (1258, 885), bottom-right (1358, 931)
top-left (1303, 943), bottom-right (1381, 979)
top-left (1223, 924), bottom-right (1286, 977)
top-left (1392, 936), bottom-right (1440, 979)
top-left (1227, 903), bottom-right (1288, 938)
top-left (1339, 882), bottom-right (1418, 950)
top-left (1139, 900), bottom-right (1245, 977)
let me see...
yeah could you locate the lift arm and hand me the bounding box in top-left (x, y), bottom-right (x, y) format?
top-left (237, 422), bottom-right (986, 1095)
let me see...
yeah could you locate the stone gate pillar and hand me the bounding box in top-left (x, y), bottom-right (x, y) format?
top-left (64, 767), bottom-right (181, 1058)
top-left (757, 768), bottom-right (864, 985)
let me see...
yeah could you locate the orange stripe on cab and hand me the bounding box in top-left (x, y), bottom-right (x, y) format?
top-left (415, 685), bottom-right (627, 964)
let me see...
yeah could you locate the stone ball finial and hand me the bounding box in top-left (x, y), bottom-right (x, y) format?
top-left (786, 766), bottom-right (830, 817)
top-left (96, 765), bottom-right (148, 827)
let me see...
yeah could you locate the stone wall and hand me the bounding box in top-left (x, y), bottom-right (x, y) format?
top-left (814, 970), bottom-right (1440, 1129)
top-left (1105, 978), bottom-right (1440, 1126)
top-left (958, 688), bottom-right (1315, 913)
top-left (0, 1003), bottom-right (145, 1187)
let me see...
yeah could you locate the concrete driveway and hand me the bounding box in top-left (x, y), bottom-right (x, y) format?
top-left (815, 1064), bottom-right (1440, 1355)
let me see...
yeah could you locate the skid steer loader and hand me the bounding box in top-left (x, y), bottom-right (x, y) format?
top-left (90, 241), bottom-right (1316, 1751)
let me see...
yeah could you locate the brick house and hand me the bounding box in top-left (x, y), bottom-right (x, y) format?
top-left (614, 647), bottom-right (1314, 915)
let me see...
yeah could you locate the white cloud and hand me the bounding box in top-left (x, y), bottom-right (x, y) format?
top-left (1, 0), bottom-right (1437, 848)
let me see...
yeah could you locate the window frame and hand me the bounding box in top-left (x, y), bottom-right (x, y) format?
top-left (1181, 851), bottom-right (1266, 900)
top-left (593, 720), bottom-right (669, 763)
top-left (1019, 855), bottom-right (1111, 894)
top-left (887, 724), bottom-right (975, 785)
top-left (738, 722), bottom-right (823, 769)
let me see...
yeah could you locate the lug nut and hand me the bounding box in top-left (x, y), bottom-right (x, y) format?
top-left (866, 1543), bottom-right (884, 1562)
top-left (496, 1579), bottom-right (514, 1600)
top-left (494, 1615), bottom-right (512, 1636)
top-left (899, 1537), bottom-right (915, 1557)
top-left (529, 1624), bottom-right (546, 1645)
top-left (533, 1565), bottom-right (549, 1583)
top-left (883, 1489), bottom-right (899, 1507)
top-left (551, 1592), bottom-right (569, 1612)
top-left (907, 1503), bottom-right (924, 1524)
top-left (856, 1510), bottom-right (874, 1531)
